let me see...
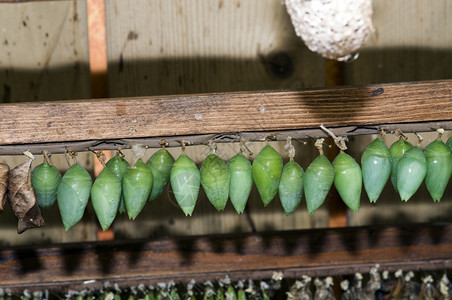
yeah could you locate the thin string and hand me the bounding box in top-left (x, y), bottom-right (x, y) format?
top-left (320, 124), bottom-right (348, 150)
top-left (284, 136), bottom-right (295, 161)
top-left (314, 138), bottom-right (325, 155)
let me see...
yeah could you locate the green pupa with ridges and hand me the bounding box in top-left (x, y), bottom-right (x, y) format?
top-left (57, 163), bottom-right (92, 231)
top-left (147, 148), bottom-right (175, 201)
top-left (228, 153), bottom-right (253, 214)
top-left (106, 154), bottom-right (130, 213)
top-left (279, 160), bottom-right (304, 215)
top-left (361, 137), bottom-right (392, 203)
top-left (170, 153), bottom-right (200, 216)
top-left (252, 144), bottom-right (283, 206)
top-left (201, 153), bottom-right (230, 211)
top-left (31, 157), bottom-right (61, 209)
top-left (91, 166), bottom-right (121, 231)
top-left (122, 159), bottom-right (153, 220)
top-left (424, 139), bottom-right (452, 202)
top-left (333, 152), bottom-right (362, 213)
top-left (389, 139), bottom-right (413, 192)
top-left (304, 149), bottom-right (334, 215)
top-left (396, 146), bottom-right (427, 201)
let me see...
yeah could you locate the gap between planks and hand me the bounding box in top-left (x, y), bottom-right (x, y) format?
top-left (0, 120), bottom-right (450, 155)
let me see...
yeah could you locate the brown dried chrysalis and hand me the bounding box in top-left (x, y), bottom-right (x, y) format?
top-left (0, 163), bottom-right (9, 212)
top-left (8, 156), bottom-right (45, 233)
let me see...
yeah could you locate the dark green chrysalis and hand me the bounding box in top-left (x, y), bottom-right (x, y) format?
top-left (389, 139), bottom-right (413, 192)
top-left (333, 152), bottom-right (362, 213)
top-left (106, 154), bottom-right (130, 213)
top-left (252, 144), bottom-right (283, 206)
top-left (91, 166), bottom-right (121, 231)
top-left (147, 148), bottom-right (175, 201)
top-left (201, 153), bottom-right (230, 211)
top-left (361, 137), bottom-right (392, 203)
top-left (122, 159), bottom-right (153, 220)
top-left (57, 163), bottom-right (92, 231)
top-left (397, 146), bottom-right (427, 201)
top-left (304, 152), bottom-right (334, 215)
top-left (228, 153), bottom-right (253, 214)
top-left (170, 153), bottom-right (200, 216)
top-left (31, 160), bottom-right (61, 209)
top-left (279, 160), bottom-right (304, 215)
top-left (424, 139), bottom-right (452, 202)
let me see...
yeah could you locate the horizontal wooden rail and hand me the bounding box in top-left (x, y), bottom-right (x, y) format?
top-left (0, 80), bottom-right (451, 154)
top-left (1, 223), bottom-right (452, 293)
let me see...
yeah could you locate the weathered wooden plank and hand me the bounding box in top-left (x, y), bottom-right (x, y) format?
top-left (1, 223), bottom-right (452, 292)
top-left (0, 80), bottom-right (450, 147)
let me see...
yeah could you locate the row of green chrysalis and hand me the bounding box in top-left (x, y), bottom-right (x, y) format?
top-left (30, 135), bottom-right (452, 231)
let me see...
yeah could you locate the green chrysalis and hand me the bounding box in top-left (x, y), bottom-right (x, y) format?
top-left (304, 152), bottom-right (334, 215)
top-left (170, 153), bottom-right (200, 216)
top-left (123, 159), bottom-right (153, 220)
top-left (106, 154), bottom-right (130, 213)
top-left (31, 160), bottom-right (61, 209)
top-left (228, 153), bottom-right (253, 214)
top-left (424, 139), bottom-right (452, 202)
top-left (147, 148), bottom-right (175, 201)
top-left (252, 145), bottom-right (283, 206)
top-left (333, 152), bottom-right (362, 213)
top-left (389, 139), bottom-right (413, 192)
top-left (57, 163), bottom-right (92, 231)
top-left (397, 146), bottom-right (427, 201)
top-left (361, 137), bottom-right (392, 203)
top-left (201, 153), bottom-right (230, 211)
top-left (91, 166), bottom-right (121, 231)
top-left (279, 160), bottom-right (304, 215)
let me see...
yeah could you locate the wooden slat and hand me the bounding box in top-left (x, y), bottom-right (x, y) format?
top-left (1, 223), bottom-right (452, 292)
top-left (0, 80), bottom-right (451, 147)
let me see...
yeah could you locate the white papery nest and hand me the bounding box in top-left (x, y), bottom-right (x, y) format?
top-left (285, 0), bottom-right (374, 61)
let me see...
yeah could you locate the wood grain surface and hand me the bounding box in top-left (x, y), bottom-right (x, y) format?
top-left (1, 223), bottom-right (452, 292)
top-left (0, 80), bottom-right (450, 148)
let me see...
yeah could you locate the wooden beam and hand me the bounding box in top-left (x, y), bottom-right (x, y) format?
top-left (0, 80), bottom-right (449, 150)
top-left (1, 223), bottom-right (452, 293)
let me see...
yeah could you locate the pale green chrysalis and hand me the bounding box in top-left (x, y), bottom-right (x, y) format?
top-left (389, 139), bottom-right (413, 192)
top-left (228, 153), bottom-right (252, 214)
top-left (201, 153), bottom-right (230, 211)
top-left (361, 137), bottom-right (392, 203)
top-left (91, 166), bottom-right (121, 231)
top-left (57, 163), bottom-right (92, 231)
top-left (304, 144), bottom-right (334, 215)
top-left (333, 151), bottom-right (362, 213)
top-left (397, 146), bottom-right (427, 201)
top-left (279, 160), bottom-right (304, 215)
top-left (424, 139), bottom-right (452, 202)
top-left (123, 159), bottom-right (153, 220)
top-left (252, 144), bottom-right (283, 206)
top-left (147, 148), bottom-right (175, 201)
top-left (170, 153), bottom-right (200, 216)
top-left (106, 154), bottom-right (130, 213)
